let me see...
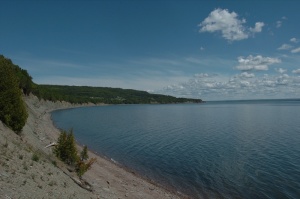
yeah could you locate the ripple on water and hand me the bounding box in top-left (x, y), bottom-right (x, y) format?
top-left (52, 102), bottom-right (300, 199)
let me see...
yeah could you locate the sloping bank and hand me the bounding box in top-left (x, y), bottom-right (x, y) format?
top-left (1, 94), bottom-right (185, 199)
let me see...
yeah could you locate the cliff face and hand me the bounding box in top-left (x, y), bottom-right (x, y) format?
top-left (0, 95), bottom-right (95, 199)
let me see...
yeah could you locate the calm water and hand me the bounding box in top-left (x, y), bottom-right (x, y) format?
top-left (52, 100), bottom-right (300, 199)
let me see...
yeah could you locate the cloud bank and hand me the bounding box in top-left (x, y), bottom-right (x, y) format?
top-left (291, 47), bottom-right (300, 53)
top-left (155, 72), bottom-right (300, 101)
top-left (277, 44), bottom-right (293, 50)
top-left (235, 55), bottom-right (281, 71)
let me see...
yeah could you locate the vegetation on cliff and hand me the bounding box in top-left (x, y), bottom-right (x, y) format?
top-left (0, 55), bottom-right (28, 132)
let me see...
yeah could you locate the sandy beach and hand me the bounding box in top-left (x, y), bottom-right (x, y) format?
top-left (0, 94), bottom-right (185, 199)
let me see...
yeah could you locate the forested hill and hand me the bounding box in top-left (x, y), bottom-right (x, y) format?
top-left (0, 55), bottom-right (202, 105)
top-left (33, 85), bottom-right (202, 104)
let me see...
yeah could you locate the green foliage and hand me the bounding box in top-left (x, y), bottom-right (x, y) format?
top-left (0, 55), bottom-right (33, 95)
top-left (0, 55), bottom-right (28, 133)
top-left (54, 129), bottom-right (96, 178)
top-left (54, 129), bottom-right (78, 166)
top-left (76, 157), bottom-right (96, 179)
top-left (76, 145), bottom-right (95, 178)
top-left (32, 153), bottom-right (40, 162)
top-left (32, 84), bottom-right (203, 104)
top-left (80, 145), bottom-right (89, 161)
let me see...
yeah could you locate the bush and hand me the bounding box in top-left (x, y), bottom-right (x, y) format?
top-left (32, 153), bottom-right (39, 162)
top-left (76, 157), bottom-right (96, 179)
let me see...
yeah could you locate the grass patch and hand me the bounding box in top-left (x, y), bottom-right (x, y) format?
top-left (3, 139), bottom-right (8, 148)
top-left (19, 154), bottom-right (23, 160)
top-left (32, 153), bottom-right (39, 162)
top-left (51, 160), bottom-right (57, 167)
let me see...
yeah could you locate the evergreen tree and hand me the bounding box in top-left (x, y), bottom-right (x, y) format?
top-left (0, 55), bottom-right (28, 133)
top-left (54, 130), bottom-right (78, 166)
top-left (65, 131), bottom-right (78, 165)
top-left (76, 157), bottom-right (96, 179)
top-left (54, 129), bottom-right (96, 178)
top-left (54, 130), bottom-right (67, 161)
top-left (80, 145), bottom-right (89, 161)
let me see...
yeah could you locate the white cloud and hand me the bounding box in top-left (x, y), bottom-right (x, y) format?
top-left (199, 8), bottom-right (264, 41)
top-left (290, 38), bottom-right (299, 43)
top-left (275, 68), bottom-right (287, 74)
top-left (291, 47), bottom-right (300, 53)
top-left (236, 55), bottom-right (281, 71)
top-left (239, 72), bottom-right (255, 78)
top-left (194, 73), bottom-right (209, 78)
top-left (277, 44), bottom-right (293, 50)
top-left (200, 47), bottom-right (205, 51)
top-left (276, 21), bottom-right (282, 28)
top-left (292, 69), bottom-right (300, 74)
top-left (250, 22), bottom-right (265, 33)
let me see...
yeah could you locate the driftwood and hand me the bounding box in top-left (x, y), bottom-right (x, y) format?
top-left (44, 142), bottom-right (57, 148)
top-left (60, 166), bottom-right (94, 192)
top-left (70, 177), bottom-right (94, 192)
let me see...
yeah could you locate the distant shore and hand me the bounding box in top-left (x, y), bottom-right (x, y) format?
top-left (21, 94), bottom-right (185, 198)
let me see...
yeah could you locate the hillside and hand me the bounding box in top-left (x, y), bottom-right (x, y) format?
top-left (33, 84), bottom-right (202, 104)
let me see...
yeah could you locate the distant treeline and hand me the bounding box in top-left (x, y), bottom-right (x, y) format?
top-left (32, 85), bottom-right (202, 104)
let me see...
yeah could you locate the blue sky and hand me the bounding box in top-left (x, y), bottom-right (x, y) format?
top-left (1, 0), bottom-right (300, 100)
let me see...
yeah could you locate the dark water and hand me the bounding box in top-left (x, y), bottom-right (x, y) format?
top-left (52, 100), bottom-right (300, 199)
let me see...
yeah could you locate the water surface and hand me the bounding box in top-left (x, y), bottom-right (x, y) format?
top-left (52, 100), bottom-right (300, 198)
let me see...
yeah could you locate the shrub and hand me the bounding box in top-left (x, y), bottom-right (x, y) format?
top-left (32, 153), bottom-right (39, 162)
top-left (76, 157), bottom-right (96, 179)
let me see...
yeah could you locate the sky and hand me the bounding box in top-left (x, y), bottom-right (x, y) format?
top-left (1, 0), bottom-right (300, 101)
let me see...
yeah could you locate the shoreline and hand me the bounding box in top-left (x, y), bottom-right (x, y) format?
top-left (23, 94), bottom-right (187, 198)
top-left (51, 110), bottom-right (185, 198)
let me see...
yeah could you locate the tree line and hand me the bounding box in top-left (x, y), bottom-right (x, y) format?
top-left (32, 85), bottom-right (202, 104)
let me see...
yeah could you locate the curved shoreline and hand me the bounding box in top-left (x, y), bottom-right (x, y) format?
top-left (23, 94), bottom-right (187, 199)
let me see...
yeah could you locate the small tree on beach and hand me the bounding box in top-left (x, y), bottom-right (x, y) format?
top-left (80, 145), bottom-right (89, 161)
top-left (76, 157), bottom-right (96, 179)
top-left (54, 129), bottom-right (96, 179)
top-left (54, 129), bottom-right (78, 166)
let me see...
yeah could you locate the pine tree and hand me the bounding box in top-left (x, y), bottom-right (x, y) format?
top-left (65, 130), bottom-right (78, 165)
top-left (54, 130), bottom-right (67, 161)
top-left (54, 130), bottom-right (78, 165)
top-left (54, 129), bottom-right (96, 178)
top-left (80, 145), bottom-right (89, 161)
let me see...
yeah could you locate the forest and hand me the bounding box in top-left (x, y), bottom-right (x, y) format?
top-left (32, 84), bottom-right (202, 104)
